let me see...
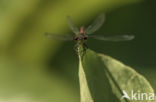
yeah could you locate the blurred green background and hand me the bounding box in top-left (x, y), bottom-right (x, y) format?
top-left (0, 0), bottom-right (156, 101)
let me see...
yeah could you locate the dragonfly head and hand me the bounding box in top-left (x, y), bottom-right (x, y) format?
top-left (80, 26), bottom-right (85, 34)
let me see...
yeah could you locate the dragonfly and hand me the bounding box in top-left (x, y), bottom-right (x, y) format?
top-left (45, 13), bottom-right (134, 51)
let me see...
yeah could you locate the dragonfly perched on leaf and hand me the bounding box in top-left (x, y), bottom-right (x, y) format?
top-left (45, 13), bottom-right (134, 51)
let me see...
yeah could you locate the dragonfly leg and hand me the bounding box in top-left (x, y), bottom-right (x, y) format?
top-left (74, 43), bottom-right (79, 53)
top-left (81, 43), bottom-right (88, 56)
top-left (83, 43), bottom-right (88, 51)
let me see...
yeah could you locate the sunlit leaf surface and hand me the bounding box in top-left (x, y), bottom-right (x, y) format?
top-left (78, 48), bottom-right (155, 102)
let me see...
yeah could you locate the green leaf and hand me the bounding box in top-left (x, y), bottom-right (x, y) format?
top-left (78, 47), bottom-right (155, 102)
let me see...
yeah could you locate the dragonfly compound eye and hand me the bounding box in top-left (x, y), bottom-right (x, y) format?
top-left (74, 37), bottom-right (79, 41)
top-left (83, 36), bottom-right (88, 40)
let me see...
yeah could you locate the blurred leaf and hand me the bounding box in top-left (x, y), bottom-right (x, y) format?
top-left (0, 56), bottom-right (79, 102)
top-left (78, 47), bottom-right (155, 102)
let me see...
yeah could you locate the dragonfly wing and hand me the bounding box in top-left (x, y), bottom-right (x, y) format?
top-left (89, 34), bottom-right (135, 41)
top-left (45, 33), bottom-right (73, 41)
top-left (67, 16), bottom-right (80, 34)
top-left (85, 13), bottom-right (105, 35)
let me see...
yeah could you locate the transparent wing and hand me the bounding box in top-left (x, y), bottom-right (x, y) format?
top-left (89, 34), bottom-right (135, 41)
top-left (85, 13), bottom-right (105, 35)
top-left (45, 33), bottom-right (73, 41)
top-left (67, 16), bottom-right (80, 34)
